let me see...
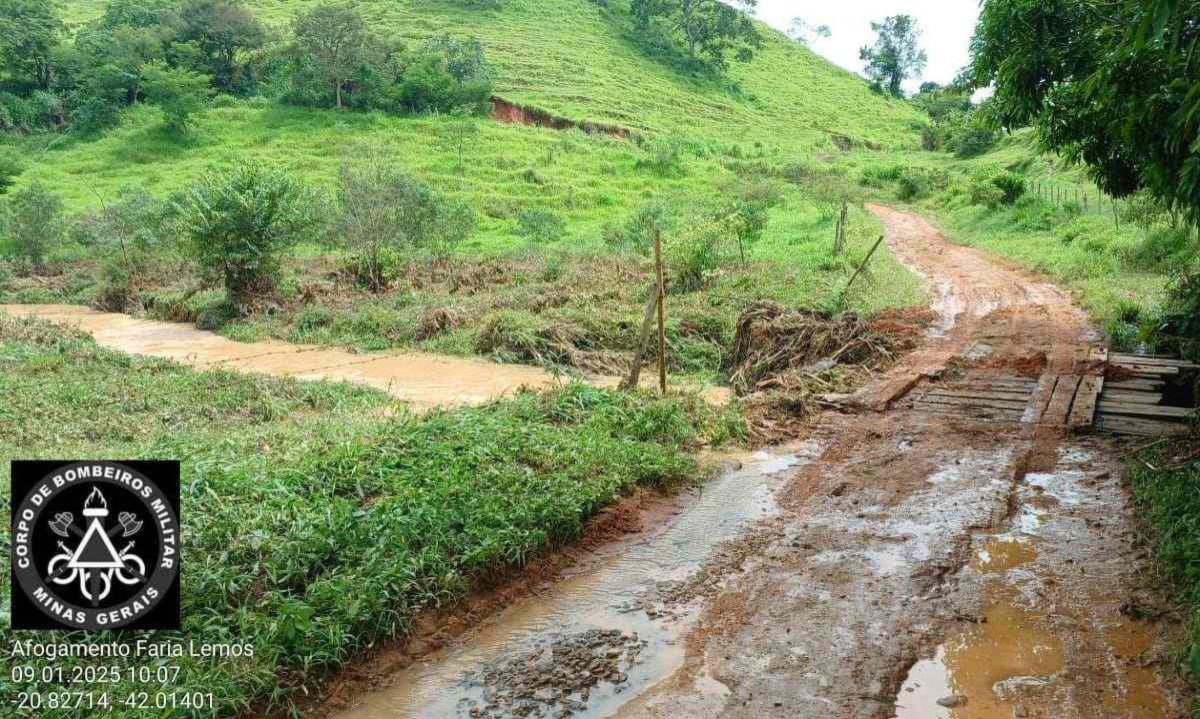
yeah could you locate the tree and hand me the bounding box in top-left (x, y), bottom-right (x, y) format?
top-left (2, 182), bottom-right (64, 271)
top-left (970, 0), bottom-right (1200, 225)
top-left (859, 15), bottom-right (926, 97)
top-left (0, 0), bottom-right (63, 89)
top-left (175, 163), bottom-right (320, 307)
top-left (142, 61), bottom-right (213, 135)
top-left (631, 0), bottom-right (763, 69)
top-left (291, 3), bottom-right (374, 110)
top-left (394, 35), bottom-right (493, 114)
top-left (337, 160), bottom-right (474, 288)
top-left (169, 0), bottom-right (266, 93)
top-left (788, 18), bottom-right (831, 46)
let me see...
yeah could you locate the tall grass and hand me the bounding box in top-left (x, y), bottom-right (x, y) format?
top-left (0, 315), bottom-right (740, 716)
top-left (1129, 440), bottom-right (1200, 718)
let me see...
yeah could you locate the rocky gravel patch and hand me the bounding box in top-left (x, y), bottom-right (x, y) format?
top-left (460, 629), bottom-right (647, 718)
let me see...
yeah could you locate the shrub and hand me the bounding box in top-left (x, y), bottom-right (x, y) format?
top-left (670, 216), bottom-right (731, 292)
top-left (991, 171), bottom-right (1026, 205)
top-left (337, 161), bottom-right (475, 289)
top-left (174, 163), bottom-right (321, 308)
top-left (723, 177), bottom-right (784, 260)
top-left (141, 61), bottom-right (214, 136)
top-left (393, 35), bottom-right (494, 114)
top-left (0, 149), bottom-right (23, 194)
top-left (603, 201), bottom-right (674, 254)
top-left (968, 179), bottom-right (1006, 209)
top-left (859, 164), bottom-right (903, 188)
top-left (637, 136), bottom-right (686, 177)
top-left (2, 182), bottom-right (64, 272)
top-left (1160, 265), bottom-right (1200, 360)
top-left (516, 209), bottom-right (566, 244)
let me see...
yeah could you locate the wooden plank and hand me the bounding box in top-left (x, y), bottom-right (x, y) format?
top-left (914, 395), bottom-right (1030, 411)
top-left (1042, 375), bottom-right (1081, 425)
top-left (1100, 390), bottom-right (1162, 405)
top-left (1097, 401), bottom-right (1195, 420)
top-left (1111, 353), bottom-right (1197, 368)
top-left (1097, 415), bottom-right (1190, 437)
top-left (1119, 364), bottom-right (1180, 375)
top-left (1105, 378), bottom-right (1165, 391)
top-left (950, 383), bottom-right (1037, 394)
top-left (1069, 375), bottom-right (1104, 428)
top-left (923, 389), bottom-right (1032, 402)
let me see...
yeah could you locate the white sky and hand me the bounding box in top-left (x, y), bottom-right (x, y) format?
top-left (747, 1), bottom-right (981, 94)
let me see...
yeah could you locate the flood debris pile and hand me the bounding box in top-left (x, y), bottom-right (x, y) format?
top-left (728, 301), bottom-right (928, 443)
top-left (461, 629), bottom-right (646, 718)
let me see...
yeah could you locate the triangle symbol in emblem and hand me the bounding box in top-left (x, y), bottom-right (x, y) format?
top-left (69, 521), bottom-right (126, 569)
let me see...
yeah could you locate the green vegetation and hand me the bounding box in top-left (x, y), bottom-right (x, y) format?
top-left (0, 313), bottom-right (740, 716)
top-left (858, 15), bottom-right (926, 97)
top-left (969, 0), bottom-right (1199, 356)
top-left (854, 130), bottom-right (1192, 356)
top-left (1129, 438), bottom-right (1200, 716)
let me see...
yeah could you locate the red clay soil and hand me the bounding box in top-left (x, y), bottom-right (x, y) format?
top-left (490, 96), bottom-right (632, 138)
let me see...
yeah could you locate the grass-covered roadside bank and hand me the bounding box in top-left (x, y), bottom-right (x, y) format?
top-left (0, 315), bottom-right (741, 717)
top-left (1129, 437), bottom-right (1200, 717)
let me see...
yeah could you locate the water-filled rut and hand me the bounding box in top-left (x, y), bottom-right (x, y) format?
top-left (331, 442), bottom-right (825, 718)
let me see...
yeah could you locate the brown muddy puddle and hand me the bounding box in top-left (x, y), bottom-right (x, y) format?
top-left (331, 442), bottom-right (825, 719)
top-left (893, 586), bottom-right (1064, 719)
top-left (969, 537), bottom-right (1037, 573)
top-left (894, 444), bottom-right (1173, 719)
top-left (1, 304), bottom-right (730, 409)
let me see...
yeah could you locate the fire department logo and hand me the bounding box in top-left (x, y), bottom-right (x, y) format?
top-left (10, 461), bottom-right (180, 630)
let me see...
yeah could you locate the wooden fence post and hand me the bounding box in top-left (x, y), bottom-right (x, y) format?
top-left (841, 235), bottom-right (885, 297)
top-left (654, 228), bottom-right (667, 394)
top-left (620, 281), bottom-right (661, 391)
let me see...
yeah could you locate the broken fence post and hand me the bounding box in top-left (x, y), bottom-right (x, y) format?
top-left (841, 234), bottom-right (886, 297)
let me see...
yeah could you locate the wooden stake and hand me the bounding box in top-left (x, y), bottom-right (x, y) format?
top-left (654, 228), bottom-right (667, 394)
top-left (620, 280), bottom-right (661, 391)
top-left (841, 235), bottom-right (885, 296)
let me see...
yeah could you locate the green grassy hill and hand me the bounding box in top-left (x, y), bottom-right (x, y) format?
top-left (28, 0), bottom-right (924, 221)
top-left (4, 0), bottom-right (930, 376)
top-left (61, 0), bottom-right (923, 145)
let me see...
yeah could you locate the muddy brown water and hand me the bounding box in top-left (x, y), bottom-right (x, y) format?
top-left (0, 304), bottom-right (728, 411)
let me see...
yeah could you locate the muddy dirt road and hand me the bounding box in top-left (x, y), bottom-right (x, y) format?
top-left (0, 304), bottom-right (726, 411)
top-left (324, 206), bottom-right (1189, 718)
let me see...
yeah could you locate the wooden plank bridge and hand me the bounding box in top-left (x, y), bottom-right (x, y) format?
top-left (900, 346), bottom-right (1198, 437)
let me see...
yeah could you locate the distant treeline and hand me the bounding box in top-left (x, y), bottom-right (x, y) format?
top-left (0, 0), bottom-right (495, 136)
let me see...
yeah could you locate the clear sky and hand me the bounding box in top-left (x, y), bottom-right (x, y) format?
top-left (747, 1), bottom-right (982, 93)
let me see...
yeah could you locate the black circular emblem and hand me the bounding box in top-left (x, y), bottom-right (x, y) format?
top-left (12, 461), bottom-right (179, 630)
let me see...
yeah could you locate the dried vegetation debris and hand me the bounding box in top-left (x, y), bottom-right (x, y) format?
top-left (728, 302), bottom-right (932, 444)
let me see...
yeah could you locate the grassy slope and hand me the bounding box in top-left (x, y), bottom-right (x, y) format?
top-left (0, 314), bottom-right (738, 716)
top-left (29, 0), bottom-right (924, 220)
top-left (1129, 439), bottom-right (1200, 718)
top-left (2, 0), bottom-right (928, 374)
